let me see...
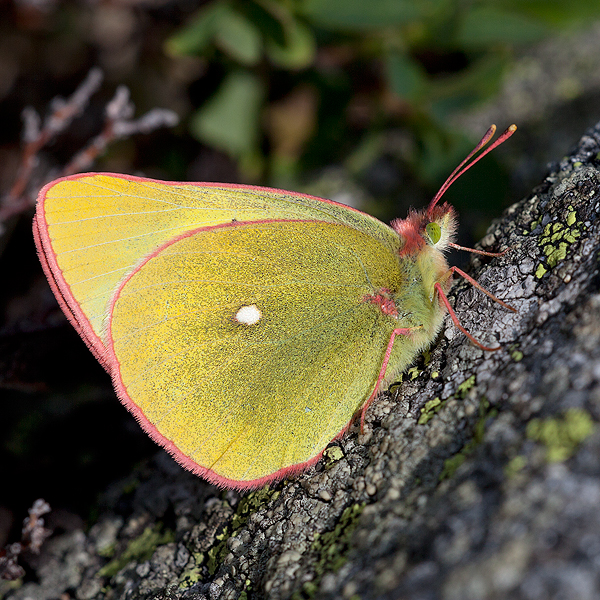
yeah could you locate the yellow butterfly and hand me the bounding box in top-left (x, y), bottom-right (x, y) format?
top-left (34, 125), bottom-right (516, 488)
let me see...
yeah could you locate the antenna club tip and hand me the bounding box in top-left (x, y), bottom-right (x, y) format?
top-left (508, 124), bottom-right (517, 132)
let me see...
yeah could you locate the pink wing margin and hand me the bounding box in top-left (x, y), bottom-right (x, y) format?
top-left (33, 206), bottom-right (111, 369)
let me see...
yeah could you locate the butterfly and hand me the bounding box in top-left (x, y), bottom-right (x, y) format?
top-left (34, 124), bottom-right (516, 489)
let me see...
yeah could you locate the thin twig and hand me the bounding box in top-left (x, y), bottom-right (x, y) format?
top-left (0, 499), bottom-right (51, 581)
top-left (62, 87), bottom-right (178, 176)
top-left (0, 68), bottom-right (179, 233)
top-left (5, 68), bottom-right (104, 208)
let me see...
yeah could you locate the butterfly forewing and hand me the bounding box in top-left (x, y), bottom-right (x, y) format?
top-left (35, 174), bottom-right (399, 359)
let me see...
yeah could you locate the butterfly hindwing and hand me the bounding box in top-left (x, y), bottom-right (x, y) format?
top-left (107, 219), bottom-right (410, 487)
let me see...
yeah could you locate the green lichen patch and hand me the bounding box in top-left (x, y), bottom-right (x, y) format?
top-left (394, 365), bottom-right (424, 385)
top-left (231, 486), bottom-right (279, 531)
top-left (527, 408), bottom-right (595, 462)
top-left (238, 580), bottom-right (253, 600)
top-left (504, 455), bottom-right (527, 478)
top-left (439, 453), bottom-right (467, 481)
top-left (407, 366), bottom-right (420, 381)
top-left (202, 486), bottom-right (280, 578)
top-left (206, 531), bottom-right (230, 576)
top-left (178, 552), bottom-right (204, 589)
top-left (97, 524), bottom-right (175, 578)
top-left (456, 375), bottom-right (476, 398)
top-left (418, 397), bottom-right (443, 425)
top-left (322, 445), bottom-right (345, 466)
top-left (419, 376), bottom-right (477, 427)
top-left (537, 212), bottom-right (582, 270)
top-left (509, 346), bottom-right (524, 362)
top-left (439, 398), bottom-right (497, 481)
top-left (535, 264), bottom-right (547, 279)
top-left (0, 577), bottom-right (22, 597)
top-left (97, 543), bottom-right (116, 559)
top-left (292, 503), bottom-right (365, 599)
top-left (393, 352), bottom-right (431, 387)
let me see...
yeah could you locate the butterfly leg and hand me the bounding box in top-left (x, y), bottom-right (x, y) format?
top-left (434, 282), bottom-right (501, 351)
top-left (434, 264), bottom-right (516, 351)
top-left (446, 266), bottom-right (516, 312)
top-left (360, 326), bottom-right (422, 432)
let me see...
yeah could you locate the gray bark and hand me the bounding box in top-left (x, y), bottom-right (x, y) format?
top-left (5, 122), bottom-right (600, 600)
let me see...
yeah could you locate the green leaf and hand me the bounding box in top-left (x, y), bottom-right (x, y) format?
top-left (190, 71), bottom-right (265, 158)
top-left (456, 6), bottom-right (550, 46)
top-left (503, 0), bottom-right (600, 27)
top-left (303, 0), bottom-right (425, 30)
top-left (427, 53), bottom-right (507, 120)
top-left (265, 18), bottom-right (316, 69)
top-left (385, 52), bottom-right (426, 102)
top-left (214, 7), bottom-right (263, 65)
top-left (165, 2), bottom-right (262, 65)
top-left (414, 128), bottom-right (467, 184)
top-left (165, 1), bottom-right (229, 56)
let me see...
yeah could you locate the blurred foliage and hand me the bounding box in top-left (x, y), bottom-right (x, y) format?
top-left (166, 0), bottom-right (599, 196)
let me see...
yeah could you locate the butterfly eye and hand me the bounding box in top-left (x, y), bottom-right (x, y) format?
top-left (425, 222), bottom-right (441, 244)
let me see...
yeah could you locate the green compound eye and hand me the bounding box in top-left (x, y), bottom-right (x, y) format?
top-left (426, 222), bottom-right (441, 244)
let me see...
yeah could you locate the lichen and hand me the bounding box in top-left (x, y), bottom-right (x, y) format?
top-left (418, 397), bottom-right (443, 425)
top-left (322, 445), bottom-right (345, 466)
top-left (504, 455), bottom-right (527, 478)
top-left (97, 524), bottom-right (175, 578)
top-left (439, 453), bottom-right (467, 480)
top-left (178, 552), bottom-right (204, 589)
top-left (177, 486), bottom-right (282, 589)
top-left (238, 580), bottom-right (253, 600)
top-left (510, 348), bottom-right (524, 362)
top-left (201, 486), bottom-right (280, 578)
top-left (395, 364), bottom-right (423, 384)
top-left (97, 543), bottom-right (116, 559)
top-left (292, 503), bottom-right (365, 599)
top-left (456, 375), bottom-right (476, 398)
top-left (419, 376), bottom-right (477, 427)
top-left (0, 577), bottom-right (22, 597)
top-left (537, 209), bottom-right (582, 271)
top-left (230, 486), bottom-right (279, 531)
top-left (439, 397), bottom-right (497, 481)
top-left (407, 366), bottom-right (420, 381)
top-left (526, 408), bottom-right (595, 462)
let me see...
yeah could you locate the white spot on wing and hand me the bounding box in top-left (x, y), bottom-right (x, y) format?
top-left (235, 304), bottom-right (262, 326)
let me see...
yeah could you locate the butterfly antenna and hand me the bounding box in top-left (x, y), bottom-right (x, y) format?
top-left (427, 124), bottom-right (517, 220)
